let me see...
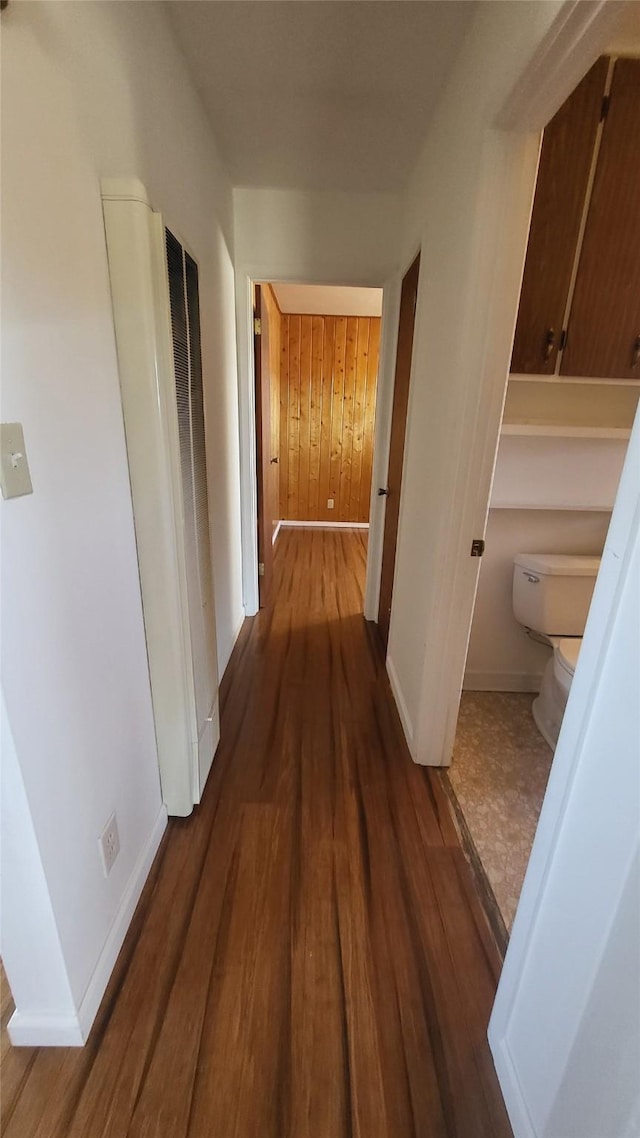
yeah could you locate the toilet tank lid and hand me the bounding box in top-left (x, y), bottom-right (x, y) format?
top-left (514, 553), bottom-right (601, 577)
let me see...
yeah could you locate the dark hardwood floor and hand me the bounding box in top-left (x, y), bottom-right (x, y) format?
top-left (1, 528), bottom-right (512, 1138)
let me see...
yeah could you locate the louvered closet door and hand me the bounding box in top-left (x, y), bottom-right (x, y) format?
top-left (184, 252), bottom-right (217, 728)
top-left (166, 230), bottom-right (217, 786)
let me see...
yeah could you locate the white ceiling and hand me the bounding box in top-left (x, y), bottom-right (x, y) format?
top-left (166, 1), bottom-right (476, 193)
top-left (271, 283), bottom-right (383, 316)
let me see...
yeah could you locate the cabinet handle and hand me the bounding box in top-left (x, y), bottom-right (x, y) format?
top-left (632, 335), bottom-right (640, 370)
top-left (543, 328), bottom-right (555, 362)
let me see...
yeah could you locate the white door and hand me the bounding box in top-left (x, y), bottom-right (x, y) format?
top-left (489, 411), bottom-right (640, 1138)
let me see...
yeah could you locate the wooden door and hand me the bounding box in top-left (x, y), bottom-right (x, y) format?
top-left (377, 253), bottom-right (420, 651)
top-left (561, 58), bottom-right (640, 379)
top-left (510, 57), bottom-right (608, 374)
top-left (254, 285), bottom-right (274, 606)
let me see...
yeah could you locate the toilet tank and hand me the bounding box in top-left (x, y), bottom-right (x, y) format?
top-left (513, 553), bottom-right (601, 636)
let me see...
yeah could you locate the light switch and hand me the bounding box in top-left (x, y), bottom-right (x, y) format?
top-left (1, 423), bottom-right (33, 499)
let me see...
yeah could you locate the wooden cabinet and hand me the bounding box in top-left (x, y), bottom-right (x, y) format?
top-left (511, 56), bottom-right (640, 380)
top-left (561, 59), bottom-right (640, 379)
top-left (511, 58), bottom-right (608, 375)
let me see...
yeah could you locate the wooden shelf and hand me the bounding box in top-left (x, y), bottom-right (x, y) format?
top-left (509, 373), bottom-right (640, 388)
top-left (493, 429), bottom-right (628, 511)
top-left (501, 423), bottom-right (632, 439)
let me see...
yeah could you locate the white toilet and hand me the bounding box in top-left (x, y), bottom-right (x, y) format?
top-left (512, 553), bottom-right (601, 749)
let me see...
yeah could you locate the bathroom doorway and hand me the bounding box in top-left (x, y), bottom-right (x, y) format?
top-left (445, 50), bottom-right (640, 948)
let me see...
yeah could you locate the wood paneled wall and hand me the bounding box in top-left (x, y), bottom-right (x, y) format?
top-left (261, 284), bottom-right (281, 539)
top-left (279, 314), bottom-right (380, 523)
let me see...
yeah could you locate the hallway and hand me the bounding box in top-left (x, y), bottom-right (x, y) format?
top-left (2, 529), bottom-right (511, 1138)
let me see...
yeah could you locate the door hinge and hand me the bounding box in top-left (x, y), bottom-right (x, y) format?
top-left (559, 328), bottom-right (567, 352)
top-left (470, 539), bottom-right (485, 558)
top-left (600, 94), bottom-right (610, 122)
top-left (254, 317), bottom-right (262, 336)
top-left (258, 561), bottom-right (265, 577)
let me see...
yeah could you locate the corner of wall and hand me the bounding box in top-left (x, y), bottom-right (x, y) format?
top-left (76, 805), bottom-right (167, 1043)
top-left (386, 653), bottom-right (415, 758)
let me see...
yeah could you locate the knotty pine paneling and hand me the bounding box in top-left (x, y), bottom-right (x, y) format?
top-left (279, 314), bottom-right (380, 522)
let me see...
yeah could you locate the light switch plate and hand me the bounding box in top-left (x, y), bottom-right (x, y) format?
top-left (1, 423), bottom-right (33, 499)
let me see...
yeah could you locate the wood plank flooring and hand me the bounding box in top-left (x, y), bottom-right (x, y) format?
top-left (1, 529), bottom-right (512, 1138)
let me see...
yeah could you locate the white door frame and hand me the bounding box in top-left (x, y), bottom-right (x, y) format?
top-left (432, 2), bottom-right (638, 1133)
top-left (410, 0), bottom-right (628, 769)
top-left (234, 266), bottom-right (398, 617)
top-left (490, 404), bottom-right (640, 1135)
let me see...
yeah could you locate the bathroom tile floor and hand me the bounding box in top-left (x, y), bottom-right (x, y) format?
top-left (449, 691), bottom-right (554, 933)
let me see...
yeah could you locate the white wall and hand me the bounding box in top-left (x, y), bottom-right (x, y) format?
top-left (504, 379), bottom-right (639, 429)
top-left (464, 509), bottom-right (610, 691)
top-left (383, 0), bottom-right (576, 759)
top-left (385, 0), bottom-right (635, 767)
top-left (271, 283), bottom-right (383, 317)
top-left (233, 188), bottom-right (401, 287)
top-left (491, 434), bottom-right (629, 511)
top-left (0, 696), bottom-right (80, 1045)
top-left (233, 186), bottom-right (402, 614)
top-left (1, 0), bottom-right (242, 1043)
top-left (489, 409), bottom-right (640, 1138)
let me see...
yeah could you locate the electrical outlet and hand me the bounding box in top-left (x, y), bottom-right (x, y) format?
top-left (327, 498), bottom-right (334, 509)
top-left (99, 812), bottom-right (120, 876)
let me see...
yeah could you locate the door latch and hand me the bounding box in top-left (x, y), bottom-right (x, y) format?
top-left (470, 539), bottom-right (485, 557)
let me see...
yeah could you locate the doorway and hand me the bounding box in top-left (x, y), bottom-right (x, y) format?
top-left (252, 282), bottom-right (384, 612)
top-left (377, 253), bottom-right (420, 650)
top-left (445, 50), bottom-right (640, 944)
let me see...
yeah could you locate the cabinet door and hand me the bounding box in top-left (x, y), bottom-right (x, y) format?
top-left (561, 59), bottom-right (640, 379)
top-left (510, 57), bottom-right (608, 374)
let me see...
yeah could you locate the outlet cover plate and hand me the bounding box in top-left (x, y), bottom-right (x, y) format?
top-left (1, 423), bottom-right (33, 499)
top-left (99, 812), bottom-right (120, 876)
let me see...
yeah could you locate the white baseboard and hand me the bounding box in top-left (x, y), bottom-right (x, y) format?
top-left (463, 670), bottom-right (542, 693)
top-left (488, 1031), bottom-right (537, 1138)
top-left (280, 520), bottom-right (369, 530)
top-left (386, 654), bottom-right (415, 754)
top-left (272, 520), bottom-right (282, 545)
top-left (7, 805), bottom-right (167, 1048)
top-left (8, 1011), bottom-right (85, 1048)
top-left (219, 609), bottom-right (247, 680)
top-left (76, 804), bottom-right (168, 1042)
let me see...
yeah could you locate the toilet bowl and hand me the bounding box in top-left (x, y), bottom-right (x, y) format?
top-left (512, 553), bottom-right (600, 749)
top-left (532, 637), bottom-right (581, 750)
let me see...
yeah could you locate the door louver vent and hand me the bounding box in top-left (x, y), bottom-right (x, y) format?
top-left (165, 229), bottom-right (216, 732)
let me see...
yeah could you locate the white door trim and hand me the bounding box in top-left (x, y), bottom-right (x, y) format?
top-left (442, 3), bottom-right (638, 1134)
top-left (235, 270), bottom-right (260, 615)
top-left (234, 266), bottom-right (396, 618)
top-left (363, 270), bottom-right (401, 620)
top-left (412, 0), bottom-right (626, 770)
top-left (490, 407), bottom-right (640, 1137)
